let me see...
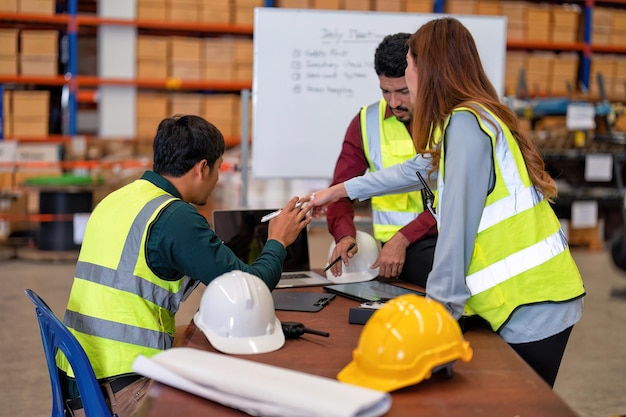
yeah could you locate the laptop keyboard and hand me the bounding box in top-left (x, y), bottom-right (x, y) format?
top-left (281, 272), bottom-right (310, 279)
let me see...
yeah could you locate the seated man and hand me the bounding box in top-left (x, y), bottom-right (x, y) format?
top-left (57, 115), bottom-right (311, 417)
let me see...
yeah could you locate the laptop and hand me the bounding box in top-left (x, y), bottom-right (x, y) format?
top-left (212, 208), bottom-right (332, 288)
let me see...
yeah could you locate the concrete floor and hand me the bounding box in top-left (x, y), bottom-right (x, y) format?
top-left (2, 172), bottom-right (626, 417)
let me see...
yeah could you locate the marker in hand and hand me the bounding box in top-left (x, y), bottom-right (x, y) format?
top-left (261, 195), bottom-right (314, 223)
top-left (324, 242), bottom-right (356, 272)
top-left (261, 202), bottom-right (304, 223)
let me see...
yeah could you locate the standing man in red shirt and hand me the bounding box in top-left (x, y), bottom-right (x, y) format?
top-left (325, 33), bottom-right (437, 287)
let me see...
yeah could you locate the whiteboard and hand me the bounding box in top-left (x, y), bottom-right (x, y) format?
top-left (252, 8), bottom-right (506, 179)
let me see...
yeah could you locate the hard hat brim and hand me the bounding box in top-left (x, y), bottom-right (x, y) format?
top-left (337, 361), bottom-right (429, 393)
top-left (194, 313), bottom-right (285, 355)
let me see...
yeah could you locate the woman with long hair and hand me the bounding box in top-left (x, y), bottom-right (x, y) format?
top-left (309, 17), bottom-right (585, 387)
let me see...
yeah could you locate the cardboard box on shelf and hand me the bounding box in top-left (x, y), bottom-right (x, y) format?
top-left (137, 36), bottom-right (169, 59)
top-left (169, 93), bottom-right (203, 116)
top-left (12, 116), bottom-right (48, 137)
top-left (0, 55), bottom-right (18, 76)
top-left (551, 27), bottom-right (578, 43)
top-left (233, 38), bottom-right (253, 64)
top-left (232, 5), bottom-right (255, 26)
top-left (202, 62), bottom-right (235, 81)
top-left (137, 93), bottom-right (169, 119)
top-left (592, 27), bottom-right (612, 45)
top-left (136, 117), bottom-right (162, 140)
top-left (169, 37), bottom-right (202, 62)
top-left (276, 0), bottom-right (311, 7)
top-left (550, 53), bottom-right (578, 96)
top-left (0, 29), bottom-right (19, 55)
top-left (167, 1), bottom-right (201, 22)
top-left (476, 0), bottom-right (500, 16)
top-left (19, 54), bottom-right (58, 76)
top-left (526, 5), bottom-right (551, 42)
top-left (405, 0), bottom-right (431, 13)
top-left (0, 0), bottom-right (17, 13)
top-left (373, 0), bottom-right (402, 12)
top-left (200, 1), bottom-right (231, 24)
top-left (234, 63), bottom-right (253, 81)
top-left (137, 58), bottom-right (168, 79)
top-left (445, 0), bottom-right (476, 14)
top-left (169, 61), bottom-right (201, 80)
top-left (137, 1), bottom-right (167, 20)
top-left (12, 90), bottom-right (49, 117)
top-left (18, 0), bottom-right (55, 14)
top-left (204, 38), bottom-right (235, 64)
top-left (311, 0), bottom-right (341, 9)
top-left (593, 7), bottom-right (613, 28)
top-left (20, 30), bottom-right (59, 56)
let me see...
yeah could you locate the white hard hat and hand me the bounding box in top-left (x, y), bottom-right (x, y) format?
top-left (326, 230), bottom-right (380, 284)
top-left (193, 270), bottom-right (285, 355)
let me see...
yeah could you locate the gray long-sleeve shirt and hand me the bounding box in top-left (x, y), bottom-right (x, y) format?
top-left (345, 111), bottom-right (582, 343)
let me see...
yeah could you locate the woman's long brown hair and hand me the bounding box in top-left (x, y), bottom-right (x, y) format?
top-left (408, 17), bottom-right (556, 200)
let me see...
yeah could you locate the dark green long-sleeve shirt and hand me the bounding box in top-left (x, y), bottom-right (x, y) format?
top-left (140, 171), bottom-right (286, 289)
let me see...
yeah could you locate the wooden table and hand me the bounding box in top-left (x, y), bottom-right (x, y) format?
top-left (138, 284), bottom-right (580, 417)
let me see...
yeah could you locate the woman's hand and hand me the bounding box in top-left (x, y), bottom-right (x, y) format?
top-left (304, 184), bottom-right (349, 218)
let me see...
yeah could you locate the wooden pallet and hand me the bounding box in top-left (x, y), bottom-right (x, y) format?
top-left (16, 246), bottom-right (79, 262)
top-left (568, 225), bottom-right (604, 251)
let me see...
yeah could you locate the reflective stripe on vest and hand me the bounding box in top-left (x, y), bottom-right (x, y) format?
top-left (58, 182), bottom-right (196, 378)
top-left (361, 99), bottom-right (424, 242)
top-left (438, 104), bottom-right (584, 331)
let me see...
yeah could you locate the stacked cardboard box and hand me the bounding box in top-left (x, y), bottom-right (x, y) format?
top-left (203, 37), bottom-right (236, 81)
top-left (500, 1), bottom-right (526, 42)
top-left (203, 94), bottom-right (239, 141)
top-left (169, 36), bottom-right (202, 80)
top-left (476, 0), bottom-right (500, 16)
top-left (343, 0), bottom-right (370, 11)
top-left (611, 9), bottom-right (626, 47)
top-left (373, 0), bottom-right (402, 12)
top-left (18, 0), bottom-right (55, 14)
top-left (2, 90), bottom-right (12, 138)
top-left (311, 0), bottom-right (341, 10)
top-left (200, 0), bottom-right (231, 24)
top-left (0, 0), bottom-right (17, 13)
top-left (166, 0), bottom-right (201, 23)
top-left (20, 30), bottom-right (58, 76)
top-left (11, 90), bottom-right (49, 137)
top-left (614, 58), bottom-right (626, 99)
top-left (170, 93), bottom-right (203, 116)
top-left (233, 37), bottom-right (253, 82)
top-left (504, 51), bottom-right (527, 97)
top-left (592, 7), bottom-right (612, 46)
top-left (550, 53), bottom-right (578, 96)
top-left (137, 35), bottom-right (168, 79)
top-left (526, 4), bottom-right (551, 43)
top-left (233, 0), bottom-right (263, 25)
top-left (14, 142), bottom-right (62, 187)
top-left (445, 0), bottom-right (476, 14)
top-left (589, 54), bottom-right (616, 98)
top-left (550, 4), bottom-right (580, 43)
top-left (526, 52), bottom-right (553, 96)
top-left (405, 0), bottom-right (431, 13)
top-left (137, 0), bottom-right (167, 20)
top-left (136, 92), bottom-right (168, 139)
top-left (0, 29), bottom-right (18, 76)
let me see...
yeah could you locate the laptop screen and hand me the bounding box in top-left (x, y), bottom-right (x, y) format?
top-left (212, 209), bottom-right (311, 273)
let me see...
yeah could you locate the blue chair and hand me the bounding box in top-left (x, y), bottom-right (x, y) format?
top-left (24, 289), bottom-right (114, 417)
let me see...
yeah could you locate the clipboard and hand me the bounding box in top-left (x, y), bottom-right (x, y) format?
top-left (271, 291), bottom-right (336, 312)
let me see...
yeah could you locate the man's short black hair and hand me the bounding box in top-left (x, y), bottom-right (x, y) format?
top-left (152, 115), bottom-right (225, 177)
top-left (374, 33), bottom-right (411, 78)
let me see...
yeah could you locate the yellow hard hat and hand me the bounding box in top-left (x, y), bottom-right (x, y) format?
top-left (337, 294), bottom-right (473, 392)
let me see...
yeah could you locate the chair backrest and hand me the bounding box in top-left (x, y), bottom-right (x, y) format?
top-left (24, 289), bottom-right (113, 417)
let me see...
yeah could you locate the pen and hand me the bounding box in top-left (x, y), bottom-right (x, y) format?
top-left (260, 202), bottom-right (304, 223)
top-left (324, 242), bottom-right (356, 272)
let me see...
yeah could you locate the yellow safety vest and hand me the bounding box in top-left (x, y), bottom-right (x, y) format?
top-left (57, 179), bottom-right (197, 378)
top-left (438, 105), bottom-right (585, 331)
top-left (361, 99), bottom-right (425, 242)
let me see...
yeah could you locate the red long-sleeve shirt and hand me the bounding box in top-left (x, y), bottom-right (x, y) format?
top-left (326, 104), bottom-right (438, 244)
